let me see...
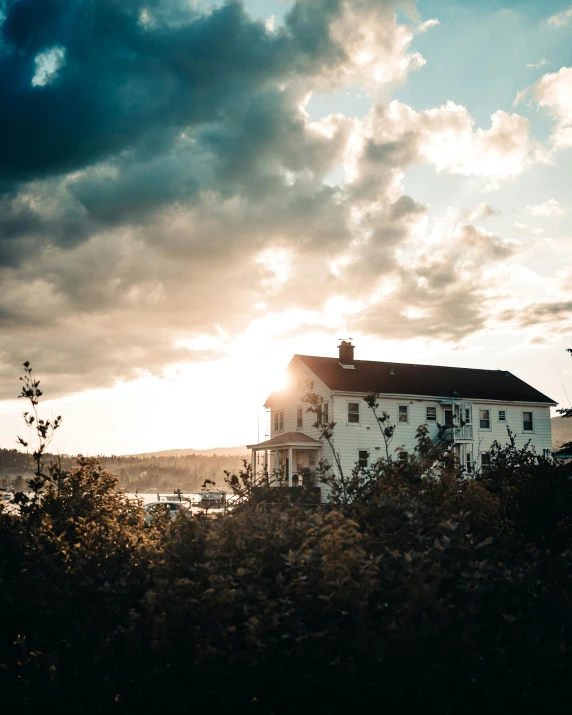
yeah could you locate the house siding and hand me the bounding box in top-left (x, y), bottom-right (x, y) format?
top-left (261, 359), bottom-right (552, 502)
top-left (267, 359), bottom-right (335, 499)
top-left (329, 394), bottom-right (552, 478)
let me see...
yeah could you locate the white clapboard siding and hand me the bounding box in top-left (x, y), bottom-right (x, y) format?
top-left (264, 371), bottom-right (552, 502)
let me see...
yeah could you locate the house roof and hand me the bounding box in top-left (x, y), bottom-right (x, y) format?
top-left (246, 431), bottom-right (321, 450)
top-left (267, 354), bottom-right (555, 405)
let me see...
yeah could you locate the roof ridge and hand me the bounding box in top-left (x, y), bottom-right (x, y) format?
top-left (296, 354), bottom-right (510, 374)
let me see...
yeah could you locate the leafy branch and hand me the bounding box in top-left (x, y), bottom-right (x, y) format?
top-left (16, 361), bottom-right (62, 495)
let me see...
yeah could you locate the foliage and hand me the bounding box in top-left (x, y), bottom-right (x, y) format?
top-left (556, 349), bottom-right (572, 454)
top-left (1, 364), bottom-right (572, 713)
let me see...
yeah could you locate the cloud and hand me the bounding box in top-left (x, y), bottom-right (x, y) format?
top-left (521, 66), bottom-right (572, 149)
top-left (0, 0), bottom-right (552, 400)
top-left (526, 58), bottom-right (549, 69)
top-left (464, 202), bottom-right (498, 222)
top-left (498, 300), bottom-right (572, 330)
top-left (525, 199), bottom-right (565, 217)
top-left (343, 220), bottom-right (520, 342)
top-left (359, 101), bottom-right (537, 187)
top-left (547, 6), bottom-right (572, 27)
top-left (514, 222), bottom-right (544, 236)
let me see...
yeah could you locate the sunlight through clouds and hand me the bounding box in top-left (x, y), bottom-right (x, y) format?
top-left (0, 0), bottom-right (571, 452)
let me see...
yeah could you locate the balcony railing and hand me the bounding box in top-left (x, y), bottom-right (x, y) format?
top-left (434, 422), bottom-right (473, 447)
top-left (255, 471), bottom-right (319, 488)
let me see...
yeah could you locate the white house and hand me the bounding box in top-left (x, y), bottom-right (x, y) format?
top-left (247, 341), bottom-right (556, 501)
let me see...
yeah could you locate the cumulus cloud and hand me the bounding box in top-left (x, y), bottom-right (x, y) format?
top-left (547, 6), bottom-right (572, 27)
top-left (0, 0), bottom-right (555, 400)
top-left (525, 199), bottom-right (566, 217)
top-left (356, 100), bottom-right (538, 189)
top-left (518, 66), bottom-right (572, 149)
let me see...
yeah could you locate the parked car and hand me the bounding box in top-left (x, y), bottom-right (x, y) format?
top-left (0, 487), bottom-right (13, 502)
top-left (144, 500), bottom-right (190, 524)
top-left (199, 492), bottom-right (225, 508)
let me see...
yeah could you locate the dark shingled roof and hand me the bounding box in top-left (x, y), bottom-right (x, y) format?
top-left (292, 355), bottom-right (555, 404)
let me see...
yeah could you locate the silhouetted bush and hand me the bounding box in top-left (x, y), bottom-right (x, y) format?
top-left (1, 366), bottom-right (572, 713)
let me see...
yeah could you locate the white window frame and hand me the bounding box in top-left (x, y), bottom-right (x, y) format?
top-left (479, 409), bottom-right (491, 431)
top-left (522, 410), bottom-right (534, 433)
top-left (317, 402), bottom-right (329, 425)
top-left (398, 405), bottom-right (409, 424)
top-left (347, 401), bottom-right (360, 425)
top-left (426, 406), bottom-right (437, 422)
top-left (296, 407), bottom-right (303, 430)
top-left (357, 449), bottom-right (369, 468)
top-left (498, 410), bottom-right (506, 422)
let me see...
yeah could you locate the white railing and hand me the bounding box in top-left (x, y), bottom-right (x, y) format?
top-left (455, 424), bottom-right (473, 440)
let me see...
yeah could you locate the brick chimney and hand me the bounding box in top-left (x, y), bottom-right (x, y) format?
top-left (338, 340), bottom-right (355, 366)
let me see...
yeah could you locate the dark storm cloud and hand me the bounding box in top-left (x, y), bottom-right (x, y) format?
top-left (0, 0), bottom-right (531, 400)
top-left (0, 0), bottom-right (333, 186)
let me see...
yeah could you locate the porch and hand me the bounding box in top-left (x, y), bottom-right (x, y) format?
top-left (246, 431), bottom-right (322, 489)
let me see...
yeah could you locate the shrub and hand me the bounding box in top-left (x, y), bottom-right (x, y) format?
top-left (1, 365), bottom-right (571, 714)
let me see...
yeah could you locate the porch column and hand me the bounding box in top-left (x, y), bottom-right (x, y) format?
top-left (264, 450), bottom-right (268, 482)
top-left (288, 446), bottom-right (293, 487)
top-left (251, 449), bottom-right (256, 482)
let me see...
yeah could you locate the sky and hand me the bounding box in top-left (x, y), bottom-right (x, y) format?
top-left (0, 0), bottom-right (571, 455)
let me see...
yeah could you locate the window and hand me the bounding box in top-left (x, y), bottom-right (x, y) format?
top-left (426, 406), bottom-right (437, 421)
top-left (273, 410), bottom-right (284, 432)
top-left (543, 449), bottom-right (551, 459)
top-left (398, 451), bottom-right (407, 462)
top-left (481, 453), bottom-right (491, 473)
top-left (479, 409), bottom-right (490, 430)
top-left (317, 402), bottom-right (329, 424)
top-left (348, 402), bottom-right (360, 424)
top-left (465, 452), bottom-right (473, 473)
top-left (309, 453), bottom-right (315, 466)
top-left (357, 450), bottom-right (369, 468)
top-left (498, 410), bottom-right (506, 422)
top-left (523, 411), bottom-right (533, 432)
top-left (398, 405), bottom-right (408, 423)
top-left (296, 407), bottom-right (303, 430)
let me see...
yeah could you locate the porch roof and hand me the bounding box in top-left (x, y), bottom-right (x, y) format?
top-left (246, 431), bottom-right (321, 450)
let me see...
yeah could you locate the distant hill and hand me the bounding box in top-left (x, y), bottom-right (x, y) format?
top-left (552, 416), bottom-right (572, 450)
top-left (128, 445), bottom-right (250, 458)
